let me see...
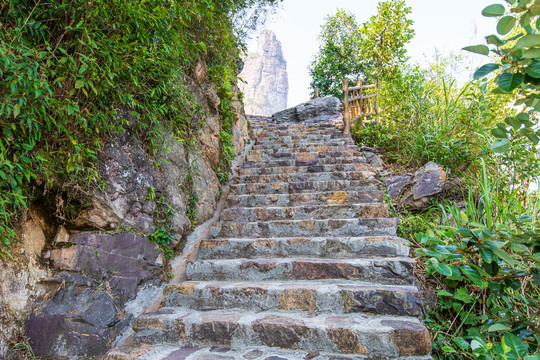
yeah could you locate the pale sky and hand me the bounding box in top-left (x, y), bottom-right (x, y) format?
top-left (247, 0), bottom-right (496, 107)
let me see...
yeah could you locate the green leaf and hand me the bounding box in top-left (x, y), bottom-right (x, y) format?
top-left (498, 16), bottom-right (517, 35)
top-left (461, 265), bottom-right (484, 287)
top-left (463, 45), bottom-right (490, 56)
top-left (494, 247), bottom-right (517, 267)
top-left (527, 132), bottom-right (540, 144)
top-left (516, 34), bottom-right (540, 48)
top-left (489, 323), bottom-right (512, 331)
top-left (504, 116), bottom-right (522, 129)
top-left (486, 34), bottom-right (506, 46)
top-left (516, 112), bottom-right (530, 121)
top-left (454, 338), bottom-right (469, 350)
top-left (522, 47), bottom-right (540, 58)
top-left (441, 345), bottom-right (456, 353)
top-left (525, 61), bottom-right (540, 79)
top-left (480, 247), bottom-right (495, 263)
top-left (497, 72), bottom-right (524, 92)
top-left (437, 290), bottom-right (454, 297)
top-left (504, 333), bottom-right (528, 357)
top-left (492, 127), bottom-right (508, 138)
top-left (474, 63), bottom-right (500, 79)
top-left (482, 4), bottom-right (506, 16)
top-left (13, 104), bottom-right (20, 118)
top-left (433, 263), bottom-right (453, 276)
top-left (75, 80), bottom-right (84, 89)
top-left (492, 138), bottom-right (511, 153)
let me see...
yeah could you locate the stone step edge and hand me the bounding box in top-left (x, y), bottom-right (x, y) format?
top-left (220, 203), bottom-right (388, 213)
top-left (105, 344), bottom-right (433, 360)
top-left (212, 217), bottom-right (398, 226)
top-left (132, 308), bottom-right (431, 358)
top-left (232, 170), bottom-right (378, 182)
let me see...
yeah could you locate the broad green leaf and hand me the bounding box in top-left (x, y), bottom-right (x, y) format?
top-left (516, 34), bottom-right (540, 48)
top-left (482, 4), bottom-right (506, 16)
top-left (437, 290), bottom-right (454, 297)
top-left (527, 132), bottom-right (540, 144)
top-left (75, 80), bottom-right (84, 89)
top-left (480, 247), bottom-right (495, 263)
top-left (498, 16), bottom-right (517, 35)
top-left (520, 10), bottom-right (532, 28)
top-left (516, 112), bottom-right (530, 121)
top-left (471, 340), bottom-right (483, 351)
top-left (522, 47), bottom-right (540, 58)
top-left (489, 323), bottom-right (512, 331)
top-left (463, 45), bottom-right (490, 55)
top-left (461, 265), bottom-right (484, 287)
top-left (504, 116), bottom-right (522, 129)
top-left (474, 63), bottom-right (500, 79)
top-left (441, 345), bottom-right (456, 352)
top-left (525, 61), bottom-right (540, 79)
top-left (453, 338), bottom-right (469, 350)
top-left (497, 72), bottom-right (524, 92)
top-left (504, 333), bottom-right (528, 357)
top-left (433, 263), bottom-right (453, 276)
top-left (494, 247), bottom-right (517, 267)
top-left (13, 104), bottom-right (20, 118)
top-left (492, 138), bottom-right (511, 153)
top-left (486, 34), bottom-right (506, 46)
top-left (492, 127), bottom-right (508, 138)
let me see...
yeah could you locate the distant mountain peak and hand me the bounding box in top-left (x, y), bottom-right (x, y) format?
top-left (239, 29), bottom-right (288, 116)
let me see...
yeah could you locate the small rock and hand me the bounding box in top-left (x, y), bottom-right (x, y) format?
top-left (400, 161), bottom-right (446, 209)
top-left (385, 176), bottom-right (412, 200)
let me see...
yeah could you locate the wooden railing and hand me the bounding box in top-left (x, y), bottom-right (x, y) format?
top-left (342, 79), bottom-right (379, 134)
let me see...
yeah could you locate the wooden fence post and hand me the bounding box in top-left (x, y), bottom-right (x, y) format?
top-left (342, 79), bottom-right (350, 134)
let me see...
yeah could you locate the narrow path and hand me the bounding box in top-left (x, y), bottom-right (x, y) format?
top-left (107, 116), bottom-right (432, 359)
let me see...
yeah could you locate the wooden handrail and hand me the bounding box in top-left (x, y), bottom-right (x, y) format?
top-left (342, 78), bottom-right (380, 134)
top-left (348, 84), bottom-right (376, 91)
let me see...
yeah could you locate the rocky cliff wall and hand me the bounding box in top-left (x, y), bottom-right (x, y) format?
top-left (0, 73), bottom-right (250, 358)
top-left (239, 30), bottom-right (289, 116)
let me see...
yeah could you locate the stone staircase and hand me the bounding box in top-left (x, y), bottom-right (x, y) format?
top-left (108, 116), bottom-right (431, 359)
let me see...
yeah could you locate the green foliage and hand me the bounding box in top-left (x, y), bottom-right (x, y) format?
top-left (0, 0), bottom-right (278, 255)
top-left (463, 1), bottom-right (540, 149)
top-left (416, 160), bottom-right (540, 359)
top-left (309, 0), bottom-right (414, 98)
top-left (353, 62), bottom-right (513, 171)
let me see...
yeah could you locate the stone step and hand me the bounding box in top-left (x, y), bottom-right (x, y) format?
top-left (238, 163), bottom-right (372, 176)
top-left (132, 308), bottom-right (431, 358)
top-left (186, 257), bottom-right (413, 285)
top-left (232, 170), bottom-right (377, 185)
top-left (219, 203), bottom-right (389, 222)
top-left (247, 149), bottom-right (363, 159)
top-left (256, 134), bottom-right (344, 142)
top-left (198, 236), bottom-right (410, 260)
top-left (163, 280), bottom-right (423, 317)
top-left (209, 218), bottom-right (398, 239)
top-left (251, 142), bottom-right (355, 151)
top-left (257, 128), bottom-right (344, 137)
top-left (242, 156), bottom-right (366, 169)
top-left (105, 344), bottom-right (432, 360)
top-left (229, 181), bottom-right (380, 197)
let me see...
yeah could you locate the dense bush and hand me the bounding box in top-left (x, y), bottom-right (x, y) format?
top-left (0, 0), bottom-right (280, 257)
top-left (353, 62), bottom-right (515, 172)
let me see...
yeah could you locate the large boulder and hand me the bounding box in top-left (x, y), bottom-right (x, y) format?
top-left (272, 96), bottom-right (343, 123)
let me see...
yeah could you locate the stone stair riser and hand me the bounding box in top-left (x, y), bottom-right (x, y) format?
top-left (198, 236), bottom-right (410, 259)
top-left (132, 310), bottom-right (431, 358)
top-left (251, 142), bottom-right (354, 151)
top-left (219, 204), bottom-right (389, 222)
top-left (163, 282), bottom-right (423, 317)
top-left (186, 258), bottom-right (413, 285)
top-left (233, 170), bottom-right (377, 184)
top-left (242, 157), bottom-right (366, 168)
top-left (238, 163), bottom-right (372, 176)
top-left (209, 218), bottom-right (398, 239)
top-left (248, 149), bottom-right (363, 158)
top-left (227, 189), bottom-right (382, 204)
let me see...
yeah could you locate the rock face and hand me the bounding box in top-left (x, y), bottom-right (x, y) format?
top-left (239, 30), bottom-right (288, 116)
top-left (1, 75), bottom-right (250, 358)
top-left (25, 231), bottom-right (164, 358)
top-left (272, 96), bottom-right (343, 123)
